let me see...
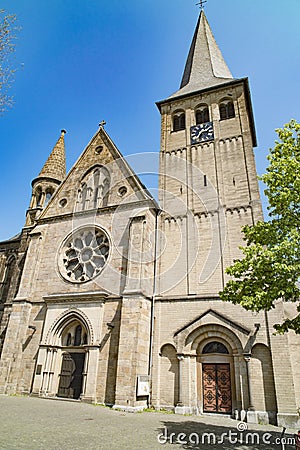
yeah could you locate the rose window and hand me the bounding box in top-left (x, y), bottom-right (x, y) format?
top-left (59, 227), bottom-right (109, 283)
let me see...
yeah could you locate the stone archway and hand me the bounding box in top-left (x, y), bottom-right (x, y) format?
top-left (32, 308), bottom-right (97, 400)
top-left (174, 320), bottom-right (247, 415)
top-left (57, 320), bottom-right (88, 400)
top-left (44, 308), bottom-right (94, 347)
top-left (190, 327), bottom-right (244, 415)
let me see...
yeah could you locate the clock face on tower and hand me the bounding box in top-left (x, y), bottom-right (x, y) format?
top-left (190, 121), bottom-right (214, 144)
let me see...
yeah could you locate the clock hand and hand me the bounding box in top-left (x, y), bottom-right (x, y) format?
top-left (192, 129), bottom-right (201, 139)
top-left (197, 128), bottom-right (205, 137)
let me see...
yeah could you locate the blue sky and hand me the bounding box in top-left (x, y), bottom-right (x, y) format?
top-left (0, 0), bottom-right (299, 241)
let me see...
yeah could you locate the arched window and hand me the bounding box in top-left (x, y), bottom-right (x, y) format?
top-left (173, 111), bottom-right (186, 132)
top-left (74, 325), bottom-right (82, 346)
top-left (202, 341), bottom-right (229, 354)
top-left (66, 333), bottom-right (72, 346)
top-left (0, 254), bottom-right (17, 304)
top-left (196, 105), bottom-right (210, 124)
top-left (36, 187), bottom-right (43, 207)
top-left (219, 99), bottom-right (235, 120)
top-left (80, 182), bottom-right (88, 208)
top-left (61, 321), bottom-right (88, 346)
top-left (44, 190), bottom-right (53, 206)
top-left (76, 166), bottom-right (110, 212)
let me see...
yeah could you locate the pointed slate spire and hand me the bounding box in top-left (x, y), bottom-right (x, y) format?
top-left (38, 130), bottom-right (67, 182)
top-left (167, 11), bottom-right (233, 99)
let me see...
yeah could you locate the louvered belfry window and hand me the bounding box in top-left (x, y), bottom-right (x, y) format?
top-left (196, 105), bottom-right (210, 124)
top-left (219, 100), bottom-right (235, 120)
top-left (173, 111), bottom-right (186, 131)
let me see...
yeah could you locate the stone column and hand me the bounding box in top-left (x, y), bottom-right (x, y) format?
top-left (41, 347), bottom-right (52, 394)
top-left (47, 348), bottom-right (58, 394)
top-left (176, 355), bottom-right (184, 406)
top-left (175, 354), bottom-right (189, 414)
top-left (81, 349), bottom-right (89, 397)
top-left (32, 346), bottom-right (47, 395)
top-left (81, 347), bottom-right (99, 403)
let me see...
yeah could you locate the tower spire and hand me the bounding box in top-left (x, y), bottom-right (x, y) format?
top-left (167, 11), bottom-right (233, 99)
top-left (38, 129), bottom-right (66, 182)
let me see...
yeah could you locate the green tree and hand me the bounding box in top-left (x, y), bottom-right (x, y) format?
top-left (0, 9), bottom-right (19, 114)
top-left (220, 120), bottom-right (300, 333)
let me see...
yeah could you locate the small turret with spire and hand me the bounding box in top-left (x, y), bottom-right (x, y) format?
top-left (25, 130), bottom-right (66, 226)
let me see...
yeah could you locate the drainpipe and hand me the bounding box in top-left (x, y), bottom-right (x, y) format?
top-left (243, 353), bottom-right (255, 411)
top-left (148, 208), bottom-right (161, 406)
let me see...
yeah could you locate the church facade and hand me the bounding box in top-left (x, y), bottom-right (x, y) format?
top-left (0, 11), bottom-right (299, 428)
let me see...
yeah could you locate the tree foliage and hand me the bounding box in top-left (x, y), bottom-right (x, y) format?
top-left (0, 9), bottom-right (19, 114)
top-left (220, 120), bottom-right (300, 333)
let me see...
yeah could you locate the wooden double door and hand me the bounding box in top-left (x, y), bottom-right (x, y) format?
top-left (57, 352), bottom-right (85, 400)
top-left (202, 363), bottom-right (232, 413)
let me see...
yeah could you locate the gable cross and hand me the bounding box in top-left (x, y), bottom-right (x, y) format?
top-left (99, 120), bottom-right (106, 129)
top-left (196, 0), bottom-right (207, 9)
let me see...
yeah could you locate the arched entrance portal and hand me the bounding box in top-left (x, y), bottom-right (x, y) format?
top-left (57, 321), bottom-right (87, 400)
top-left (197, 340), bottom-right (233, 414)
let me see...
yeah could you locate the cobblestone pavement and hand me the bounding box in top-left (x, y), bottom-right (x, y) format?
top-left (0, 395), bottom-right (297, 449)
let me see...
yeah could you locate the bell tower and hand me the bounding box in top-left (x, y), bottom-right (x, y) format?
top-left (156, 11), bottom-right (263, 297)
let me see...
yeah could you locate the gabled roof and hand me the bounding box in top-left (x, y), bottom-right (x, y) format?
top-left (38, 126), bottom-right (158, 221)
top-left (174, 308), bottom-right (251, 338)
top-left (99, 127), bottom-right (158, 206)
top-left (0, 232), bottom-right (22, 245)
top-left (166, 11), bottom-right (234, 100)
top-left (37, 130), bottom-right (66, 182)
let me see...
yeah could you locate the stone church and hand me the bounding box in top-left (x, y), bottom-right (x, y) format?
top-left (0, 11), bottom-right (299, 427)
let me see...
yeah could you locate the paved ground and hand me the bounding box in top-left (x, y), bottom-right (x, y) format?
top-left (0, 395), bottom-right (298, 449)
